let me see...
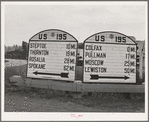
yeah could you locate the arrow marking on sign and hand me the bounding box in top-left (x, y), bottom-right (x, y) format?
top-left (90, 75), bottom-right (130, 80)
top-left (33, 71), bottom-right (69, 78)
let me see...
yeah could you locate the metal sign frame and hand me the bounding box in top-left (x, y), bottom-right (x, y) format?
top-left (83, 31), bottom-right (137, 84)
top-left (26, 29), bottom-right (78, 82)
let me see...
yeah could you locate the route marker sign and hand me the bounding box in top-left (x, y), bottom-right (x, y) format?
top-left (83, 31), bottom-right (137, 83)
top-left (27, 29), bottom-right (78, 81)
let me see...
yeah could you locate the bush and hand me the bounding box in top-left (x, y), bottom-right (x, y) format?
top-left (136, 70), bottom-right (144, 84)
top-left (5, 65), bottom-right (27, 86)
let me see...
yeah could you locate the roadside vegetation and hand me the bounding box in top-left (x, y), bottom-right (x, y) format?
top-left (5, 41), bottom-right (28, 59)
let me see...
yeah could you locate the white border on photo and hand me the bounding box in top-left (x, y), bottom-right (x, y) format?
top-left (1, 1), bottom-right (148, 121)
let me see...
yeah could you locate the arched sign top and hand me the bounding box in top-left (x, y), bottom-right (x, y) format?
top-left (84, 31), bottom-right (137, 45)
top-left (30, 29), bottom-right (78, 42)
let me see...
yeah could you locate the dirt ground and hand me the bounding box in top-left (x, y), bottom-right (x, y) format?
top-left (5, 88), bottom-right (145, 112)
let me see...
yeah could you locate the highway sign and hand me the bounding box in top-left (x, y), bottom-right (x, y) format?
top-left (83, 31), bottom-right (137, 83)
top-left (27, 29), bottom-right (78, 81)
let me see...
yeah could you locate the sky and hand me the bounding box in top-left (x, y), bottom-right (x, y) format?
top-left (3, 2), bottom-right (147, 46)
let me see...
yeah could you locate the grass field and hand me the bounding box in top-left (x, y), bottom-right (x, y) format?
top-left (5, 89), bottom-right (144, 112)
top-left (4, 61), bottom-right (145, 112)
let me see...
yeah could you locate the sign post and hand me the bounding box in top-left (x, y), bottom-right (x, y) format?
top-left (83, 31), bottom-right (137, 83)
top-left (27, 29), bottom-right (78, 81)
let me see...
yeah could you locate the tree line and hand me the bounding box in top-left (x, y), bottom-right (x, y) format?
top-left (5, 41), bottom-right (28, 59)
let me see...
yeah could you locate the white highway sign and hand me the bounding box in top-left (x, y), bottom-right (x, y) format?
top-left (27, 29), bottom-right (78, 81)
top-left (83, 32), bottom-right (137, 83)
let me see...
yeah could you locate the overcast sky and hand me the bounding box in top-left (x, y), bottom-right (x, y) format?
top-left (3, 2), bottom-right (147, 46)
